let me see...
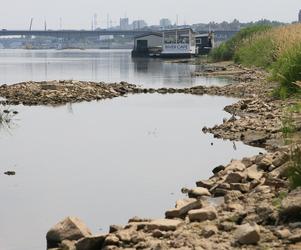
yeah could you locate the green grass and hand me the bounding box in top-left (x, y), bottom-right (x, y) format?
top-left (287, 146), bottom-right (301, 189)
top-left (209, 24), bottom-right (272, 62)
top-left (271, 43), bottom-right (301, 98)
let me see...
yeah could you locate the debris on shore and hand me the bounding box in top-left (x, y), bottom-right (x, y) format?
top-left (4, 171), bottom-right (16, 176)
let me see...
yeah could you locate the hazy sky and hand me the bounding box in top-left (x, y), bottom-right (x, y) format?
top-left (0, 0), bottom-right (300, 29)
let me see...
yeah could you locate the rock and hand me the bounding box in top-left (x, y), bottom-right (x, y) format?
top-left (246, 165), bottom-right (263, 181)
top-left (212, 165), bottom-right (225, 175)
top-left (146, 219), bottom-right (183, 231)
top-left (47, 217), bottom-right (92, 248)
top-left (75, 235), bottom-right (106, 250)
top-left (281, 187), bottom-right (301, 221)
top-left (202, 225), bottom-right (218, 238)
top-left (224, 190), bottom-right (243, 203)
top-left (188, 207), bottom-right (218, 222)
top-left (152, 229), bottom-right (164, 238)
top-left (289, 232), bottom-right (301, 243)
top-left (272, 151), bottom-right (289, 167)
top-left (116, 229), bottom-right (134, 242)
top-left (60, 240), bottom-right (76, 250)
top-left (188, 187), bottom-right (211, 198)
top-left (257, 155), bottom-right (273, 170)
top-left (274, 229), bottom-right (291, 239)
top-left (224, 172), bottom-right (245, 184)
top-left (226, 160), bottom-right (246, 172)
top-left (242, 131), bottom-right (268, 146)
top-left (109, 225), bottom-right (123, 233)
top-left (104, 234), bottom-right (119, 246)
top-left (230, 183), bottom-right (250, 193)
top-left (234, 223), bottom-right (260, 245)
top-left (226, 203), bottom-right (244, 212)
top-left (196, 179), bottom-right (215, 189)
top-left (218, 221), bottom-right (236, 232)
top-left (165, 198), bottom-right (202, 219)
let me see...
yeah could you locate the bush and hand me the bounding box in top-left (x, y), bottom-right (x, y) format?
top-left (288, 146), bottom-right (301, 189)
top-left (271, 43), bottom-right (301, 97)
top-left (209, 24), bottom-right (272, 62)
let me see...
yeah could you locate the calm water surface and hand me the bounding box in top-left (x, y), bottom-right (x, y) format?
top-left (0, 49), bottom-right (229, 87)
top-left (0, 50), bottom-right (261, 250)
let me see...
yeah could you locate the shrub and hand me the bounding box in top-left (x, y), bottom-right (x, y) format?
top-left (271, 43), bottom-right (301, 97)
top-left (209, 24), bottom-right (272, 62)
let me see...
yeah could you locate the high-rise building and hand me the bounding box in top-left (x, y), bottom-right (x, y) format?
top-left (160, 18), bottom-right (172, 29)
top-left (132, 20), bottom-right (147, 30)
top-left (120, 18), bottom-right (129, 30)
top-left (299, 10), bottom-right (301, 22)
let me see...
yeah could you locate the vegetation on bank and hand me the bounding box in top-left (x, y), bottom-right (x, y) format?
top-left (210, 23), bottom-right (301, 98)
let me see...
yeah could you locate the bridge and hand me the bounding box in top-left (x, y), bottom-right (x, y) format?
top-left (0, 29), bottom-right (238, 39)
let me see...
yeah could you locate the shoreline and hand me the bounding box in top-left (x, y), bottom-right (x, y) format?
top-left (1, 64), bottom-right (300, 249)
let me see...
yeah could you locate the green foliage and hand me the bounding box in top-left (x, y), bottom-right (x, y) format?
top-left (272, 191), bottom-right (288, 209)
top-left (287, 146), bottom-right (301, 189)
top-left (234, 36), bottom-right (276, 68)
top-left (209, 24), bottom-right (272, 62)
top-left (271, 43), bottom-right (301, 97)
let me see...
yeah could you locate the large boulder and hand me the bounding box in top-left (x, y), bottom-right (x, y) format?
top-left (188, 206), bottom-right (218, 222)
top-left (281, 187), bottom-right (301, 221)
top-left (46, 217), bottom-right (92, 248)
top-left (234, 223), bottom-right (260, 245)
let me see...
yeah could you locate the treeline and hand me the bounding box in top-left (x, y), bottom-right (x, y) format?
top-left (191, 19), bottom-right (285, 31)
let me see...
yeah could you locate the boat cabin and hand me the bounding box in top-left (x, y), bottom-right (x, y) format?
top-left (132, 33), bottom-right (163, 57)
top-left (195, 32), bottom-right (214, 55)
top-left (161, 28), bottom-right (197, 58)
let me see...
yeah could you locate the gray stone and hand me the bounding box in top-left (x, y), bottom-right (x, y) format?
top-left (281, 187), bottom-right (301, 221)
top-left (47, 217), bottom-right (92, 248)
top-left (225, 172), bottom-right (245, 184)
top-left (202, 225), bottom-right (218, 238)
top-left (188, 207), bottom-right (218, 222)
top-left (146, 219), bottom-right (183, 231)
top-left (196, 179), bottom-right (215, 189)
top-left (246, 165), bottom-right (263, 181)
top-left (234, 223), bottom-right (260, 245)
top-left (188, 187), bottom-right (211, 198)
top-left (165, 198), bottom-right (202, 219)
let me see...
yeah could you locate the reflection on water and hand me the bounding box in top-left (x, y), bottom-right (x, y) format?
top-left (0, 49), bottom-right (230, 87)
top-left (0, 94), bottom-right (263, 250)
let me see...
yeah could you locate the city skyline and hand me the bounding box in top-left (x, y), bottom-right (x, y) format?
top-left (0, 0), bottom-right (300, 29)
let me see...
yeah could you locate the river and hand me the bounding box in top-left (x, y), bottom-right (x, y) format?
top-left (0, 50), bottom-right (262, 250)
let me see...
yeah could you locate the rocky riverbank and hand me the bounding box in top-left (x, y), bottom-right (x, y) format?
top-left (4, 64), bottom-right (299, 250)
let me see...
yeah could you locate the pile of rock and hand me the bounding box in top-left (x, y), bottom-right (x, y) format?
top-left (47, 147), bottom-right (301, 250)
top-left (0, 81), bottom-right (138, 106)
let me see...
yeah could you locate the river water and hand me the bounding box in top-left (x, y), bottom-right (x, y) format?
top-left (0, 50), bottom-right (262, 250)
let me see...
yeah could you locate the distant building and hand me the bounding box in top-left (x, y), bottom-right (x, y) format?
top-left (299, 10), bottom-right (301, 22)
top-left (132, 20), bottom-right (147, 30)
top-left (120, 18), bottom-right (129, 30)
top-left (160, 18), bottom-right (172, 29)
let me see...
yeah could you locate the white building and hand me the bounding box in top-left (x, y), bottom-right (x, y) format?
top-left (161, 28), bottom-right (197, 58)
